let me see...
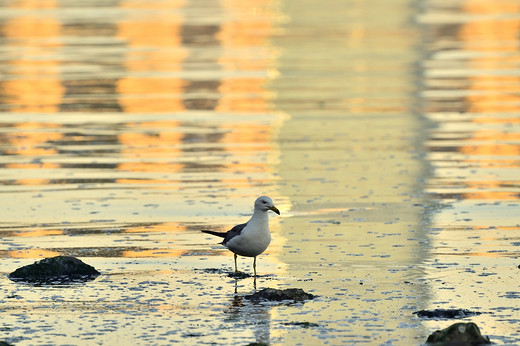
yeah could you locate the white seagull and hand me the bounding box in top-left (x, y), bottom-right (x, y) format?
top-left (202, 196), bottom-right (280, 276)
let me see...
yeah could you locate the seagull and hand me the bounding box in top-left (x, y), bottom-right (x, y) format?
top-left (202, 196), bottom-right (280, 276)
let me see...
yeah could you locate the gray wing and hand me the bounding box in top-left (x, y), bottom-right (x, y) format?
top-left (222, 222), bottom-right (248, 245)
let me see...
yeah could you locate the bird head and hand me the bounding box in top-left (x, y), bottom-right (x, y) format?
top-left (255, 196), bottom-right (280, 215)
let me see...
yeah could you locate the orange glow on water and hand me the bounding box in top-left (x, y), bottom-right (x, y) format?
top-left (8, 249), bottom-right (60, 258)
top-left (122, 249), bottom-right (186, 258)
top-left (116, 2), bottom-right (187, 113)
top-left (459, 1), bottom-right (520, 114)
top-left (15, 229), bottom-right (63, 237)
top-left (1, 4), bottom-right (64, 112)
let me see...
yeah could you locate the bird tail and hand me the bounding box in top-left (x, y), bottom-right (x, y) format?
top-left (201, 230), bottom-right (226, 238)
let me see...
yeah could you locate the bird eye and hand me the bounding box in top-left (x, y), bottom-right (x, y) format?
top-left (262, 200), bottom-right (267, 204)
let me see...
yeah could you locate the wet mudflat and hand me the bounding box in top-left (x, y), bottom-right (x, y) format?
top-left (1, 0), bottom-right (520, 345)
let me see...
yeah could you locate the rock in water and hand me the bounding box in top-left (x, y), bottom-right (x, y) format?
top-left (244, 288), bottom-right (315, 303)
top-left (9, 256), bottom-right (100, 284)
top-left (426, 322), bottom-right (491, 345)
top-left (414, 309), bottom-right (482, 319)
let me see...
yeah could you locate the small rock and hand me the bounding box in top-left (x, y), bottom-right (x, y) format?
top-left (283, 321), bottom-right (319, 328)
top-left (414, 309), bottom-right (481, 319)
top-left (228, 271), bottom-right (251, 279)
top-left (426, 322), bottom-right (491, 345)
top-left (244, 288), bottom-right (315, 303)
top-left (9, 256), bottom-right (100, 284)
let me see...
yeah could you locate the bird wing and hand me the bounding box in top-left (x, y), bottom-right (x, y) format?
top-left (222, 222), bottom-right (248, 245)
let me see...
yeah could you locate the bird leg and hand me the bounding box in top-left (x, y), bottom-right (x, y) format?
top-left (234, 253), bottom-right (238, 273)
top-left (253, 256), bottom-right (257, 277)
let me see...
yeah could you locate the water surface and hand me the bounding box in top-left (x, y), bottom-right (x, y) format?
top-left (1, 0), bottom-right (519, 345)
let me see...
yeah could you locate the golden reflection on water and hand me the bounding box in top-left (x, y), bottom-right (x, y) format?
top-left (122, 249), bottom-right (186, 258)
top-left (0, 0), bottom-right (285, 266)
top-left (2, 7), bottom-right (64, 113)
top-left (425, 0), bottom-right (520, 202)
top-left (4, 123), bottom-right (61, 157)
top-left (12, 229), bottom-right (63, 237)
top-left (7, 248), bottom-right (60, 259)
top-left (0, 0), bottom-right (279, 113)
top-left (0, 0), bottom-right (282, 201)
top-left (453, 1), bottom-right (520, 201)
top-left (117, 1), bottom-right (186, 113)
top-left (460, 1), bottom-right (520, 114)
top-left (421, 0), bottom-right (520, 341)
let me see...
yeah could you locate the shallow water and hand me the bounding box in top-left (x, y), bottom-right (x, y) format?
top-left (1, 0), bottom-right (519, 345)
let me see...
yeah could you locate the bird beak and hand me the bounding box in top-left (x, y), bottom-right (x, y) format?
top-left (269, 206), bottom-right (280, 215)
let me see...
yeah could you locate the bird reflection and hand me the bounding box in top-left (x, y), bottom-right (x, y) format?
top-left (225, 281), bottom-right (271, 345)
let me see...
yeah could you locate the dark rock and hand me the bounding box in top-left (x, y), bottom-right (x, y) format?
top-left (244, 288), bottom-right (315, 303)
top-left (9, 256), bottom-right (100, 284)
top-left (414, 309), bottom-right (482, 319)
top-left (228, 271), bottom-right (251, 279)
top-left (0, 341), bottom-right (13, 346)
top-left (426, 322), bottom-right (491, 345)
